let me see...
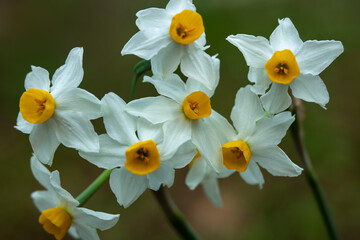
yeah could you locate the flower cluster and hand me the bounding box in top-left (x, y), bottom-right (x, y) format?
top-left (16, 0), bottom-right (343, 238)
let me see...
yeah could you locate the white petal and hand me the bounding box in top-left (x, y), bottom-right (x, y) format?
top-left (296, 40), bottom-right (343, 75)
top-left (24, 66), bottom-right (50, 91)
top-left (51, 47), bottom-right (84, 96)
top-left (74, 208), bottom-right (119, 231)
top-left (73, 223), bottom-right (99, 240)
top-left (158, 116), bottom-right (192, 160)
top-left (121, 31), bottom-right (171, 60)
top-left (252, 146), bottom-right (303, 177)
top-left (185, 157), bottom-right (207, 190)
top-left (102, 93), bottom-right (138, 145)
top-left (185, 78), bottom-right (214, 99)
top-left (248, 112), bottom-right (294, 150)
top-left (162, 140), bottom-right (197, 168)
top-left (206, 110), bottom-right (236, 143)
top-left (226, 34), bottom-right (272, 68)
top-left (29, 119), bottom-right (60, 166)
top-left (68, 226), bottom-right (80, 239)
top-left (126, 96), bottom-right (181, 124)
top-left (53, 111), bottom-right (99, 153)
top-left (79, 134), bottom-right (126, 169)
top-left (31, 190), bottom-right (57, 212)
top-left (181, 48), bottom-right (220, 91)
top-left (248, 67), bottom-right (271, 95)
top-left (191, 119), bottom-right (223, 172)
top-left (14, 112), bottom-right (35, 134)
top-left (193, 33), bottom-right (207, 49)
top-left (240, 160), bottom-right (264, 188)
top-left (109, 168), bottom-right (147, 208)
top-left (151, 41), bottom-right (183, 79)
top-left (143, 74), bottom-right (187, 103)
top-left (231, 86), bottom-right (264, 138)
top-left (30, 156), bottom-right (53, 190)
top-left (166, 0), bottom-right (196, 15)
top-left (136, 118), bottom-right (163, 143)
top-left (260, 83), bottom-right (291, 114)
top-left (147, 163), bottom-right (175, 190)
top-left (54, 88), bottom-right (101, 120)
top-left (202, 177), bottom-right (222, 207)
top-left (290, 74), bottom-right (329, 107)
top-left (135, 8), bottom-right (172, 33)
top-left (49, 171), bottom-right (79, 207)
top-left (269, 18), bottom-right (303, 52)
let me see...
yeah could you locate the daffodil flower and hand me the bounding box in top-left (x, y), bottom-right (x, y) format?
top-left (79, 93), bottom-right (197, 208)
top-left (30, 156), bottom-right (119, 240)
top-left (223, 86), bottom-right (303, 187)
top-left (185, 150), bottom-right (233, 207)
top-left (15, 47), bottom-right (100, 165)
top-left (227, 18), bottom-right (344, 114)
top-left (125, 74), bottom-right (234, 172)
top-left (121, 0), bottom-right (218, 90)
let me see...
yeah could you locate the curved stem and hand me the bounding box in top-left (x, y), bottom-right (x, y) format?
top-left (76, 169), bottom-right (113, 207)
top-left (290, 97), bottom-right (340, 240)
top-left (152, 187), bottom-right (200, 240)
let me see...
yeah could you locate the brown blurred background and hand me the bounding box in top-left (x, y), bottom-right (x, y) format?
top-left (1, 0), bottom-right (359, 239)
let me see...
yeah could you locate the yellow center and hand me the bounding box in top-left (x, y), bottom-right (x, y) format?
top-left (125, 140), bottom-right (161, 175)
top-left (19, 88), bottom-right (55, 124)
top-left (182, 91), bottom-right (211, 120)
top-left (169, 9), bottom-right (205, 45)
top-left (222, 140), bottom-right (251, 172)
top-left (39, 207), bottom-right (72, 240)
top-left (265, 49), bottom-right (300, 85)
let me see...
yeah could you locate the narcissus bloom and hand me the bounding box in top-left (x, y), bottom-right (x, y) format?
top-left (125, 74), bottom-right (233, 172)
top-left (121, 0), bottom-right (218, 90)
top-left (227, 18), bottom-right (344, 114)
top-left (186, 149), bottom-right (233, 206)
top-left (15, 47), bottom-right (100, 165)
top-left (30, 156), bottom-right (119, 240)
top-left (79, 93), bottom-right (197, 208)
top-left (223, 87), bottom-right (302, 187)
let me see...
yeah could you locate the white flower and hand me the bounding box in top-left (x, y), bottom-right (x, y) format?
top-left (227, 18), bottom-right (344, 114)
top-left (185, 151), bottom-right (233, 207)
top-left (30, 156), bottom-right (119, 240)
top-left (15, 47), bottom-right (100, 165)
top-left (79, 92), bottom-right (197, 208)
top-left (125, 74), bottom-right (234, 172)
top-left (121, 0), bottom-right (218, 90)
top-left (222, 86), bottom-right (303, 187)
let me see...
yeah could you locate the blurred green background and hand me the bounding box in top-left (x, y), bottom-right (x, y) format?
top-left (1, 0), bottom-right (359, 239)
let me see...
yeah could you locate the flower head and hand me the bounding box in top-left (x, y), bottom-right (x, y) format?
top-left (224, 86), bottom-right (303, 187)
top-left (30, 156), bottom-right (119, 240)
top-left (227, 18), bottom-right (344, 114)
top-left (79, 92), bottom-right (197, 208)
top-left (15, 47), bottom-right (100, 165)
top-left (121, 0), bottom-right (218, 90)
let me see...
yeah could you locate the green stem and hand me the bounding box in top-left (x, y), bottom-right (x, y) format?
top-left (152, 187), bottom-right (200, 240)
top-left (76, 169), bottom-right (113, 207)
top-left (290, 97), bottom-right (340, 240)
